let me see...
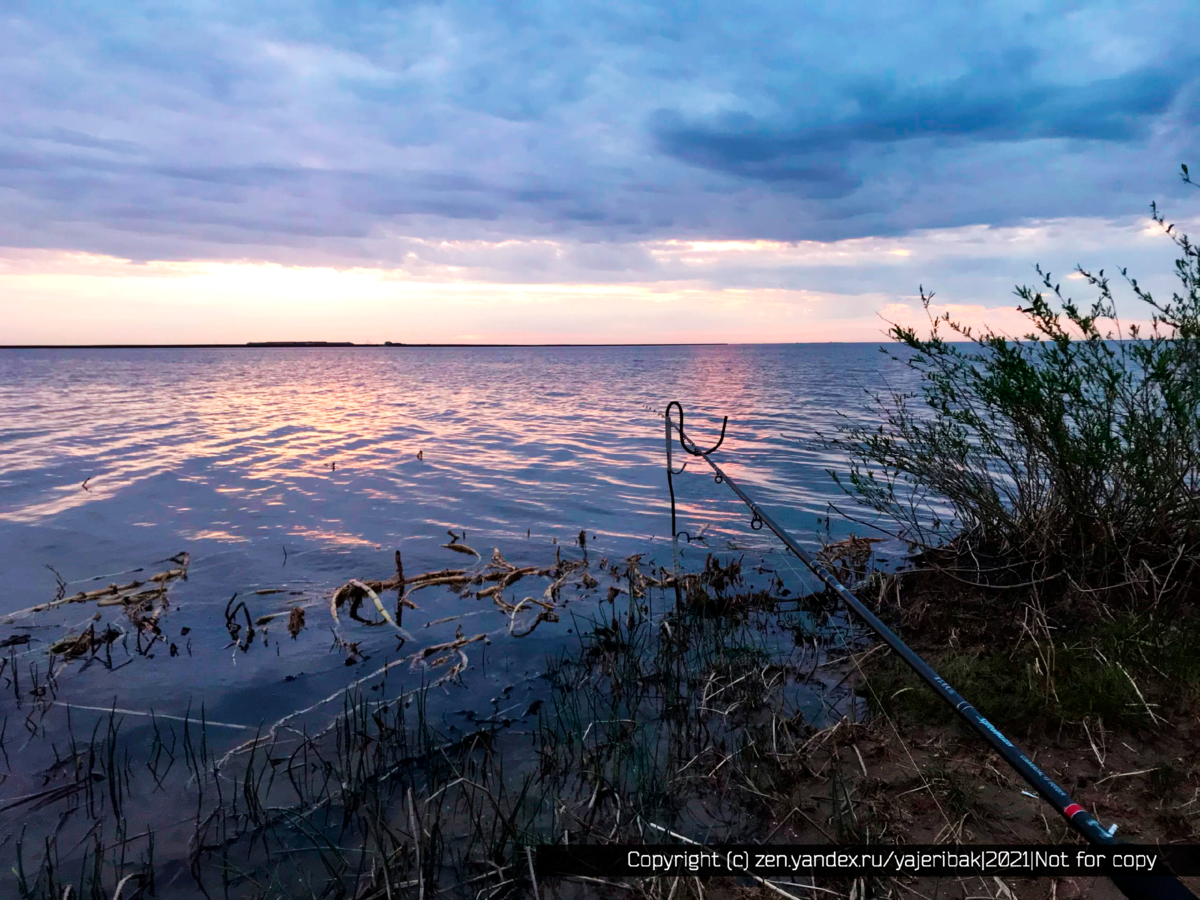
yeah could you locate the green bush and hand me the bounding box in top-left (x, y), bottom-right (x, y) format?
top-left (828, 165), bottom-right (1200, 594)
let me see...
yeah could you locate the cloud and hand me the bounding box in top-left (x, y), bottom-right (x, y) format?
top-left (1, 0), bottom-right (1200, 344)
top-left (0, 0), bottom-right (1198, 270)
top-left (651, 60), bottom-right (1189, 184)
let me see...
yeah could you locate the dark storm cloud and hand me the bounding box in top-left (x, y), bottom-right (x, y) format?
top-left (653, 61), bottom-right (1188, 183)
top-left (1, 0), bottom-right (1198, 269)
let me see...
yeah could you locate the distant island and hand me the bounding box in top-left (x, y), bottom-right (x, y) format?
top-left (246, 341), bottom-right (357, 347)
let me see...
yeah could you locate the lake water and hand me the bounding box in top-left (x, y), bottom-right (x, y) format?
top-left (0, 343), bottom-right (910, 890)
top-left (0, 342), bottom-right (909, 718)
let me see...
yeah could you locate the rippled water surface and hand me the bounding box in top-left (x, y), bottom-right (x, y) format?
top-left (1, 343), bottom-right (904, 568)
top-left (0, 344), bottom-right (909, 697)
top-left (0, 344), bottom-right (909, 878)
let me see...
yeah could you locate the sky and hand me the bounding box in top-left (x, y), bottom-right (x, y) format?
top-left (2, 0), bottom-right (1199, 345)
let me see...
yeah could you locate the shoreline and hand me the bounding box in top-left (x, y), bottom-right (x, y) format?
top-left (5, 530), bottom-right (1197, 898)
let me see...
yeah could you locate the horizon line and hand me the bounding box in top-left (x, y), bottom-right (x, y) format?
top-left (0, 340), bottom-right (881, 350)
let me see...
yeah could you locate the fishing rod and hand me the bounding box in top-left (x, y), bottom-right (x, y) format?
top-left (663, 402), bottom-right (1195, 900)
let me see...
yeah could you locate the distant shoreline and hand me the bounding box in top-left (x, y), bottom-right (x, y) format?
top-left (0, 341), bottom-right (744, 350)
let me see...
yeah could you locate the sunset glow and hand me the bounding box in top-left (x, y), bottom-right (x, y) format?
top-left (3, 215), bottom-right (1195, 345)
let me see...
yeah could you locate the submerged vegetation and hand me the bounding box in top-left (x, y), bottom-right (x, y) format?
top-left (2, 544), bottom-right (876, 900)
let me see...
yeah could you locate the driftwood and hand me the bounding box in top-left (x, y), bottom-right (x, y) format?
top-left (328, 540), bottom-right (614, 645)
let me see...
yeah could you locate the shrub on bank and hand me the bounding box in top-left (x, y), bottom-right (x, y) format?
top-left (828, 165), bottom-right (1200, 599)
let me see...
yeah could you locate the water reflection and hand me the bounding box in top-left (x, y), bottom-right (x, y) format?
top-left (0, 345), bottom-right (911, 735)
top-left (0, 344), bottom-right (907, 583)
